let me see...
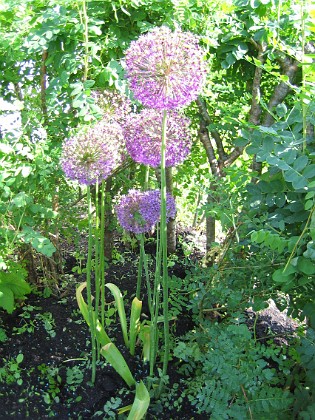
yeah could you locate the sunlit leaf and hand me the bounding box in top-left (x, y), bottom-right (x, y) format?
top-left (127, 381), bottom-right (150, 420)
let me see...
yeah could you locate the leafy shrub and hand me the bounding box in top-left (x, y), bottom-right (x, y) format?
top-left (293, 328), bottom-right (315, 418)
top-left (174, 318), bottom-right (294, 419)
top-left (0, 261), bottom-right (31, 313)
top-left (0, 136), bottom-right (58, 254)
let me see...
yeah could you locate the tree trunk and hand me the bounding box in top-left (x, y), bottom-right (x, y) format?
top-left (197, 98), bottom-right (222, 252)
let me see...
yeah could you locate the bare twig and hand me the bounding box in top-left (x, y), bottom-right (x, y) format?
top-left (240, 384), bottom-right (254, 420)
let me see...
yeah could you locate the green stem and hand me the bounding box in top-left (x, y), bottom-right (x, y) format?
top-left (150, 225), bottom-right (160, 377)
top-left (300, 0), bottom-right (307, 151)
top-left (137, 166), bottom-right (150, 301)
top-left (140, 234), bottom-right (152, 316)
top-left (86, 186), bottom-right (96, 383)
top-left (136, 239), bottom-right (143, 300)
top-left (144, 165), bottom-right (150, 191)
top-left (82, 0), bottom-right (89, 81)
top-left (160, 110), bottom-right (169, 377)
top-left (284, 203), bottom-right (315, 272)
top-left (94, 181), bottom-right (100, 357)
top-left (100, 180), bottom-right (106, 328)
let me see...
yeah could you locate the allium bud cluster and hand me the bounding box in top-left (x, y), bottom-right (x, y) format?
top-left (125, 26), bottom-right (207, 110)
top-left (61, 118), bottom-right (124, 185)
top-left (116, 189), bottom-right (176, 234)
top-left (123, 109), bottom-right (192, 168)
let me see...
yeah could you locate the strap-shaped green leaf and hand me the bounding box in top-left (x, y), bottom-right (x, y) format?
top-left (106, 282), bottom-right (129, 347)
top-left (127, 380), bottom-right (150, 420)
top-left (140, 324), bottom-right (151, 363)
top-left (101, 343), bottom-right (135, 388)
top-left (76, 282), bottom-right (111, 346)
top-left (129, 297), bottom-right (142, 356)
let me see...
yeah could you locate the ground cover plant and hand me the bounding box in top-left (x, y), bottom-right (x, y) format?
top-left (0, 0), bottom-right (314, 418)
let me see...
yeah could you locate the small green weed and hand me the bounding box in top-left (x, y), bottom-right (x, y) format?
top-left (38, 364), bottom-right (62, 405)
top-left (66, 365), bottom-right (84, 391)
top-left (37, 312), bottom-right (56, 338)
top-left (93, 396), bottom-right (123, 418)
top-left (12, 305), bottom-right (55, 338)
top-left (0, 326), bottom-right (8, 342)
top-left (0, 353), bottom-right (24, 385)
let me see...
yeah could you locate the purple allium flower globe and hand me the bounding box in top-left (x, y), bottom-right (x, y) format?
top-left (124, 109), bottom-right (192, 168)
top-left (116, 189), bottom-right (176, 234)
top-left (61, 119), bottom-right (124, 185)
top-left (125, 26), bottom-right (207, 110)
top-left (91, 89), bottom-right (133, 125)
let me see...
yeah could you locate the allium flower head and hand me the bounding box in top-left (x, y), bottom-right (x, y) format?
top-left (61, 118), bottom-right (124, 185)
top-left (124, 109), bottom-right (192, 168)
top-left (116, 189), bottom-right (176, 234)
top-left (91, 89), bottom-right (133, 125)
top-left (125, 26), bottom-right (207, 110)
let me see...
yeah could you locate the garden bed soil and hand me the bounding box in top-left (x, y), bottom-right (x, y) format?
top-left (0, 243), bottom-right (203, 420)
top-left (0, 231), bottom-right (300, 419)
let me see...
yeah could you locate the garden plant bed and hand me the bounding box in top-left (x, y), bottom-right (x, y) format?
top-left (0, 242), bottom-right (205, 420)
top-left (0, 234), bottom-right (304, 419)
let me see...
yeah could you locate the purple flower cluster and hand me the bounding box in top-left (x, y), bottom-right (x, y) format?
top-left (61, 118), bottom-right (124, 185)
top-left (125, 26), bottom-right (207, 110)
top-left (91, 89), bottom-right (132, 125)
top-left (123, 109), bottom-right (192, 168)
top-left (116, 189), bottom-right (176, 234)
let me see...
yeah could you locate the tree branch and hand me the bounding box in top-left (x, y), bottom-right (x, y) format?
top-left (223, 147), bottom-right (244, 168)
top-left (249, 41), bottom-right (266, 125)
top-left (262, 56), bottom-right (298, 127)
top-left (198, 114), bottom-right (221, 177)
top-left (196, 97), bottom-right (227, 164)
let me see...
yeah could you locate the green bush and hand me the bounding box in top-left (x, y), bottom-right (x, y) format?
top-left (174, 318), bottom-right (294, 419)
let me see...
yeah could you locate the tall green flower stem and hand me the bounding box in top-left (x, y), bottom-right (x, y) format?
top-left (94, 181), bottom-right (100, 337)
top-left (150, 225), bottom-right (161, 377)
top-left (148, 111), bottom-right (169, 382)
top-left (160, 110), bottom-right (170, 377)
top-left (136, 239), bottom-right (143, 300)
top-left (136, 234), bottom-right (152, 314)
top-left (144, 165), bottom-right (150, 190)
top-left (136, 165), bottom-right (151, 304)
top-left (100, 180), bottom-right (106, 328)
top-left (94, 181), bottom-right (107, 342)
top-left (86, 186), bottom-right (97, 383)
